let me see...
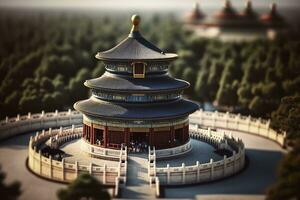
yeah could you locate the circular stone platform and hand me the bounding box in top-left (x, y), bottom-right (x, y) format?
top-left (60, 139), bottom-right (119, 167)
top-left (156, 139), bottom-right (223, 167)
top-left (0, 110), bottom-right (287, 199)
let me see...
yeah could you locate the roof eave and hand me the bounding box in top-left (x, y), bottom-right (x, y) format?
top-left (95, 53), bottom-right (178, 62)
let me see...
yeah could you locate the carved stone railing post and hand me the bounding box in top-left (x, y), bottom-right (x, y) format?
top-left (223, 155), bottom-right (227, 176)
top-left (62, 158), bottom-right (65, 180)
top-left (49, 155), bottom-right (53, 178)
top-left (210, 158), bottom-right (214, 180)
top-left (182, 163), bottom-right (185, 184)
top-left (103, 164), bottom-right (107, 184)
top-left (167, 164), bottom-right (170, 184)
top-left (196, 161), bottom-right (200, 182)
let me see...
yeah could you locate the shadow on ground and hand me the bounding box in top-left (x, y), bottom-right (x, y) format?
top-left (163, 148), bottom-right (283, 198)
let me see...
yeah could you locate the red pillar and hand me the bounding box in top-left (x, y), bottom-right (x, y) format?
top-left (149, 128), bottom-right (154, 147)
top-left (170, 126), bottom-right (175, 147)
top-left (182, 127), bottom-right (185, 144)
top-left (83, 125), bottom-right (85, 139)
top-left (124, 128), bottom-right (130, 146)
top-left (104, 126), bottom-right (108, 148)
top-left (91, 124), bottom-right (94, 144)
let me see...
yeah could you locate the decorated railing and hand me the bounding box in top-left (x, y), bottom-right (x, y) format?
top-left (148, 128), bottom-right (245, 185)
top-left (190, 110), bottom-right (286, 146)
top-left (0, 109), bottom-right (82, 141)
top-left (154, 140), bottom-right (192, 160)
top-left (28, 126), bottom-right (127, 186)
top-left (0, 109), bottom-right (286, 147)
top-left (81, 139), bottom-right (127, 161)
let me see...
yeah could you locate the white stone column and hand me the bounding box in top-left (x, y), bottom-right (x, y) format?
top-left (225, 112), bottom-right (229, 128)
top-left (223, 155), bottom-right (227, 176)
top-left (49, 155), bottom-right (53, 178)
top-left (75, 161), bottom-right (78, 179)
top-left (62, 158), bottom-right (65, 181)
top-left (68, 109), bottom-right (72, 124)
top-left (232, 151), bottom-right (236, 173)
top-left (167, 164), bottom-right (170, 184)
top-left (182, 163), bottom-right (185, 184)
top-left (38, 149), bottom-right (42, 174)
top-left (210, 159), bottom-right (214, 180)
top-left (89, 163), bottom-right (93, 175)
top-left (103, 164), bottom-right (107, 184)
top-left (196, 161), bottom-right (200, 182)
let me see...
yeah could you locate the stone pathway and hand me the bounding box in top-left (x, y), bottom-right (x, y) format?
top-left (120, 153), bottom-right (156, 199)
top-left (0, 130), bottom-right (285, 200)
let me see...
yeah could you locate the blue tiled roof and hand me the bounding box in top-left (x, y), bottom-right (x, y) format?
top-left (74, 97), bottom-right (199, 120)
top-left (85, 72), bottom-right (189, 92)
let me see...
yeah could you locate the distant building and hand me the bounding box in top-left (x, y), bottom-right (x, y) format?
top-left (184, 2), bottom-right (205, 25)
top-left (74, 15), bottom-right (198, 150)
top-left (184, 0), bottom-right (289, 42)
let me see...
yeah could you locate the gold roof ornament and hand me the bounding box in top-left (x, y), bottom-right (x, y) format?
top-left (270, 2), bottom-right (277, 15)
top-left (245, 0), bottom-right (252, 11)
top-left (131, 14), bottom-right (141, 33)
top-left (224, 0), bottom-right (231, 8)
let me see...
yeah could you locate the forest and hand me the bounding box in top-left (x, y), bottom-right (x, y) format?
top-left (0, 9), bottom-right (300, 200)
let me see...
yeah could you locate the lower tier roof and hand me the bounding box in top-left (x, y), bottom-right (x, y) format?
top-left (84, 72), bottom-right (190, 93)
top-left (74, 97), bottom-right (199, 120)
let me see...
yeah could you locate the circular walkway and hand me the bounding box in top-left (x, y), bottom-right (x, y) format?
top-left (0, 130), bottom-right (285, 200)
top-left (163, 131), bottom-right (285, 199)
top-left (156, 139), bottom-right (223, 167)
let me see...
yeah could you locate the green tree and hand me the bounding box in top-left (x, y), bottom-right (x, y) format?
top-left (0, 166), bottom-right (21, 200)
top-left (266, 139), bottom-right (300, 200)
top-left (194, 70), bottom-right (209, 103)
top-left (57, 173), bottom-right (110, 200)
top-left (270, 95), bottom-right (300, 139)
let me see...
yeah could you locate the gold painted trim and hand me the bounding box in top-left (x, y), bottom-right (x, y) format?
top-left (108, 126), bottom-right (124, 131)
top-left (132, 62), bottom-right (146, 78)
top-left (130, 127), bottom-right (150, 132)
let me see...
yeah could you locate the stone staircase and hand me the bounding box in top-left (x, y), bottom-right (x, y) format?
top-left (120, 153), bottom-right (156, 199)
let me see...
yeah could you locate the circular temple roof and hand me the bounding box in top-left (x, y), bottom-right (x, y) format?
top-left (95, 15), bottom-right (178, 61)
top-left (84, 72), bottom-right (190, 93)
top-left (74, 97), bottom-right (199, 120)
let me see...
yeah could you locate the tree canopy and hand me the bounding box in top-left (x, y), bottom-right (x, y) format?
top-left (57, 173), bottom-right (110, 200)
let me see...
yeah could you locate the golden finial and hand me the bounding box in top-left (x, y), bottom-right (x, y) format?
top-left (246, 0), bottom-right (252, 9)
top-left (131, 14), bottom-right (141, 32)
top-left (270, 2), bottom-right (277, 14)
top-left (224, 0), bottom-right (231, 8)
top-left (194, 2), bottom-right (199, 10)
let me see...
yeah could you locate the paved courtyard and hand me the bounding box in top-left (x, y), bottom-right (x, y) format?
top-left (0, 129), bottom-right (285, 200)
top-left (60, 139), bottom-right (119, 167)
top-left (157, 139), bottom-right (223, 167)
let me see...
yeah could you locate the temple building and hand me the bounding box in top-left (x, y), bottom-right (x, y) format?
top-left (74, 15), bottom-right (199, 150)
top-left (260, 3), bottom-right (288, 39)
top-left (184, 2), bottom-right (205, 25)
top-left (184, 0), bottom-right (288, 42)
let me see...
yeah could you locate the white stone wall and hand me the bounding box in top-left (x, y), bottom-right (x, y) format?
top-left (0, 110), bottom-right (82, 141)
top-left (81, 139), bottom-right (127, 161)
top-left (154, 140), bottom-right (192, 159)
top-left (28, 127), bottom-right (127, 185)
top-left (149, 128), bottom-right (245, 185)
top-left (189, 110), bottom-right (286, 146)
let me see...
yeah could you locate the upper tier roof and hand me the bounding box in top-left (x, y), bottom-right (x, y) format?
top-left (214, 0), bottom-right (239, 20)
top-left (85, 72), bottom-right (190, 93)
top-left (240, 0), bottom-right (257, 19)
top-left (95, 15), bottom-right (178, 61)
top-left (260, 3), bottom-right (286, 26)
top-left (185, 3), bottom-right (205, 24)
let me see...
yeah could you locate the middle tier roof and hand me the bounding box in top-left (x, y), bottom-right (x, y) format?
top-left (85, 72), bottom-right (190, 93)
top-left (74, 97), bottom-right (199, 120)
